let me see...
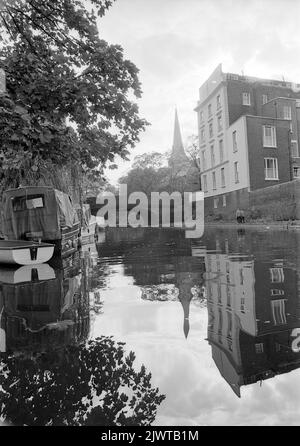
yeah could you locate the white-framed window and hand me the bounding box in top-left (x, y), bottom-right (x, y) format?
top-left (200, 128), bottom-right (205, 144)
top-left (217, 115), bottom-right (222, 132)
top-left (283, 105), bottom-right (292, 120)
top-left (221, 167), bottom-right (225, 187)
top-left (201, 150), bottom-right (206, 170)
top-left (271, 299), bottom-right (287, 325)
top-left (210, 145), bottom-right (215, 167)
top-left (234, 161), bottom-right (239, 183)
top-left (209, 122), bottom-right (213, 139)
top-left (232, 130), bottom-right (237, 152)
top-left (293, 166), bottom-right (300, 178)
top-left (214, 197), bottom-right (219, 209)
top-left (208, 103), bottom-right (212, 117)
top-left (242, 92), bottom-right (251, 106)
top-left (270, 267), bottom-right (284, 283)
top-left (262, 94), bottom-right (268, 105)
top-left (271, 289), bottom-right (285, 296)
top-left (217, 94), bottom-right (221, 109)
top-left (212, 171), bottom-right (217, 190)
top-left (203, 174), bottom-right (208, 192)
top-left (255, 343), bottom-right (264, 354)
top-left (219, 139), bottom-right (224, 163)
top-left (263, 125), bottom-right (277, 147)
top-left (222, 194), bottom-right (227, 207)
top-left (264, 157), bottom-right (278, 180)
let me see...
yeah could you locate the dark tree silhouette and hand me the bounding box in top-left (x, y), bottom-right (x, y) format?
top-left (0, 336), bottom-right (165, 426)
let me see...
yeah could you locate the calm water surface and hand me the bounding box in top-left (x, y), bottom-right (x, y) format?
top-left (1, 226), bottom-right (300, 426)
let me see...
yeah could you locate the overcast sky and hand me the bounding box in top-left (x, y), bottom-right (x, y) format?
top-left (99, 0), bottom-right (300, 183)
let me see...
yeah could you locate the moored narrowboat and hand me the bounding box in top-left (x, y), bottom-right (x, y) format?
top-left (1, 186), bottom-right (80, 257)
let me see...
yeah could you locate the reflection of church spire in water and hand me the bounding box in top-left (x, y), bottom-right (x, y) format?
top-left (178, 285), bottom-right (193, 339)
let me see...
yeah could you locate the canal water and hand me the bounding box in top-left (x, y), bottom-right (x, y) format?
top-left (1, 226), bottom-right (300, 426)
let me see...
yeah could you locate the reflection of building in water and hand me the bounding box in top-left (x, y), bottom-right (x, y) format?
top-left (98, 228), bottom-right (206, 338)
top-left (0, 253), bottom-right (90, 353)
top-left (205, 233), bottom-right (300, 397)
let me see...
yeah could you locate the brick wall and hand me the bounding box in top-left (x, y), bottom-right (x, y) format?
top-left (204, 187), bottom-right (249, 219)
top-left (249, 179), bottom-right (300, 220)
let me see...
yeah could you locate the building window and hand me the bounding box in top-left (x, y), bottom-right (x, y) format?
top-left (263, 125), bottom-right (277, 147)
top-left (271, 289), bottom-right (285, 296)
top-left (217, 94), bottom-right (221, 109)
top-left (219, 139), bottom-right (224, 163)
top-left (271, 299), bottom-right (287, 325)
top-left (227, 312), bottom-right (232, 338)
top-left (241, 297), bottom-right (245, 313)
top-left (223, 195), bottom-right (226, 207)
top-left (293, 166), bottom-right (300, 178)
top-left (255, 343), bottom-right (264, 354)
top-left (209, 122), bottom-right (213, 139)
top-left (212, 171), bottom-right (217, 190)
top-left (217, 115), bottom-right (222, 132)
top-left (210, 145), bottom-right (215, 167)
top-left (214, 197), bottom-right (219, 209)
top-left (203, 174), bottom-right (208, 192)
top-left (283, 105), bottom-right (292, 120)
top-left (200, 111), bottom-right (204, 123)
top-left (234, 161), bottom-right (239, 183)
top-left (291, 140), bottom-right (299, 157)
top-left (200, 128), bottom-right (205, 144)
top-left (270, 267), bottom-right (284, 283)
top-left (221, 167), bottom-right (225, 187)
top-left (264, 158), bottom-right (278, 180)
top-left (262, 94), bottom-right (268, 105)
top-left (242, 92), bottom-right (251, 106)
top-left (240, 269), bottom-right (244, 285)
top-left (232, 130), bottom-right (237, 152)
top-left (201, 150), bottom-right (206, 170)
top-left (208, 103), bottom-right (212, 117)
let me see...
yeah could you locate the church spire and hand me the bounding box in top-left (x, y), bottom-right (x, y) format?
top-left (173, 108), bottom-right (184, 154)
top-left (169, 108), bottom-right (189, 169)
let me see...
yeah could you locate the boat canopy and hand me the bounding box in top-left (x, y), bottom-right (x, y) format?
top-left (1, 186), bottom-right (79, 241)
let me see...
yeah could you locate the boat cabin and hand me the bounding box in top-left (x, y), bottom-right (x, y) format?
top-left (1, 186), bottom-right (80, 257)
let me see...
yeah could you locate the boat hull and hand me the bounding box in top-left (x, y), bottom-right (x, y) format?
top-left (0, 241), bottom-right (54, 266)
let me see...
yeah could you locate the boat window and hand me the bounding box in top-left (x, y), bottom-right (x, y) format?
top-left (12, 194), bottom-right (45, 211)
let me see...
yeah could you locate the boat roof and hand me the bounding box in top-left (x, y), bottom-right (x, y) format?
top-left (3, 186), bottom-right (68, 196)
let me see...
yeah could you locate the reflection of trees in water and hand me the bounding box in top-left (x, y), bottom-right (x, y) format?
top-left (0, 336), bottom-right (165, 426)
top-left (140, 284), bottom-right (206, 307)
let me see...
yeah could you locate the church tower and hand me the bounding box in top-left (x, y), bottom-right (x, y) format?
top-left (168, 108), bottom-right (190, 171)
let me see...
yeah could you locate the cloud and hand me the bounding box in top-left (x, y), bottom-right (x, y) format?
top-left (99, 0), bottom-right (300, 182)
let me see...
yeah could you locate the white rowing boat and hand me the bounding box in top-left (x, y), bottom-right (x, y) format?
top-left (0, 240), bottom-right (54, 266)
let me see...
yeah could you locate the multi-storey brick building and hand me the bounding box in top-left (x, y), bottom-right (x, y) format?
top-left (195, 64), bottom-right (300, 217)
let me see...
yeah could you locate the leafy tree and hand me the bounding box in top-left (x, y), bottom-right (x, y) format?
top-left (119, 166), bottom-right (169, 196)
top-left (0, 0), bottom-right (147, 188)
top-left (132, 151), bottom-right (168, 170)
top-left (185, 134), bottom-right (201, 188)
top-left (0, 336), bottom-right (165, 426)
